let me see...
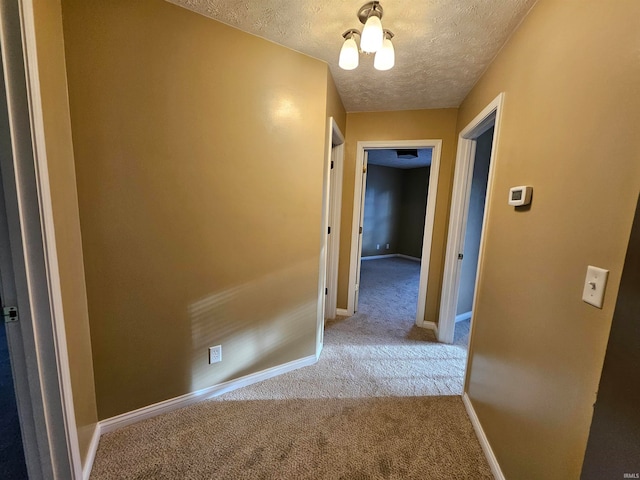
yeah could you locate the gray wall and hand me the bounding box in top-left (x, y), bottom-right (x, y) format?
top-left (362, 165), bottom-right (403, 257)
top-left (398, 167), bottom-right (431, 258)
top-left (456, 127), bottom-right (493, 315)
top-left (362, 164), bottom-right (430, 259)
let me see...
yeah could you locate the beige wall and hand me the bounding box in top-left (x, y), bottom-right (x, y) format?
top-left (31, 0), bottom-right (98, 465)
top-left (326, 71), bottom-right (346, 135)
top-left (61, 0), bottom-right (328, 419)
top-left (337, 109), bottom-right (458, 323)
top-left (459, 1), bottom-right (640, 478)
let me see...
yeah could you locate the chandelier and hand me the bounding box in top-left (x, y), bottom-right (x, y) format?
top-left (339, 1), bottom-right (395, 71)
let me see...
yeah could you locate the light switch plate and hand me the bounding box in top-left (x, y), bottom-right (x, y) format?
top-left (582, 266), bottom-right (609, 309)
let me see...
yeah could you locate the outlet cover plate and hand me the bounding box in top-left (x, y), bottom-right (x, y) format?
top-left (209, 345), bottom-right (222, 364)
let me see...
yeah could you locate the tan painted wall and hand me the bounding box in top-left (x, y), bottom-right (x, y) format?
top-left (326, 71), bottom-right (346, 135)
top-left (337, 109), bottom-right (458, 324)
top-left (31, 0), bottom-right (97, 465)
top-left (61, 0), bottom-right (328, 419)
top-left (458, 1), bottom-right (640, 478)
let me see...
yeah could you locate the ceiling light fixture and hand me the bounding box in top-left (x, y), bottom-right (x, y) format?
top-left (338, 1), bottom-right (395, 71)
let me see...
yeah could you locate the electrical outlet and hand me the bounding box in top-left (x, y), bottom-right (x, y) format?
top-left (376, 244), bottom-right (380, 250)
top-left (386, 243), bottom-right (390, 249)
top-left (209, 345), bottom-right (222, 364)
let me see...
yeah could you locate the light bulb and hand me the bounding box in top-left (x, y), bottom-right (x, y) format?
top-left (339, 36), bottom-right (359, 70)
top-left (374, 37), bottom-right (394, 70)
top-left (360, 15), bottom-right (383, 53)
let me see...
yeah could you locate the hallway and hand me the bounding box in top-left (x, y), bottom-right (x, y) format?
top-left (87, 257), bottom-right (484, 479)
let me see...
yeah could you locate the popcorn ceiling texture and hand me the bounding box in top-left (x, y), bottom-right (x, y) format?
top-left (168, 0), bottom-right (537, 112)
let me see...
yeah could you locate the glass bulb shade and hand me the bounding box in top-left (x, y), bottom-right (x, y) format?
top-left (360, 15), bottom-right (383, 53)
top-left (374, 37), bottom-right (395, 70)
top-left (339, 36), bottom-right (359, 70)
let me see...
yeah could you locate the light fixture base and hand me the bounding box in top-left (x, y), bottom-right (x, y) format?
top-left (357, 1), bottom-right (383, 24)
top-left (342, 28), bottom-right (361, 39)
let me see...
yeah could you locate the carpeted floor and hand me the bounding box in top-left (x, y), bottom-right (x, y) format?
top-left (90, 257), bottom-right (487, 479)
top-left (213, 257), bottom-right (470, 400)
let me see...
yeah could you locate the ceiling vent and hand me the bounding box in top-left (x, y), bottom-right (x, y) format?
top-left (396, 149), bottom-right (418, 159)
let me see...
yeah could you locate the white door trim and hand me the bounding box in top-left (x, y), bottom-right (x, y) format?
top-left (438, 93), bottom-right (504, 344)
top-left (317, 117), bottom-right (344, 357)
top-left (0, 0), bottom-right (82, 477)
top-left (346, 139), bottom-right (442, 328)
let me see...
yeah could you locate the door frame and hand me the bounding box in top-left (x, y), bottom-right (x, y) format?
top-left (438, 93), bottom-right (504, 344)
top-left (0, 0), bottom-right (82, 477)
top-left (346, 139), bottom-right (442, 328)
top-left (324, 118), bottom-right (344, 322)
top-left (317, 117), bottom-right (344, 357)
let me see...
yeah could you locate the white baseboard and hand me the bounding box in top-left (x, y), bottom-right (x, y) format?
top-left (98, 354), bottom-right (317, 435)
top-left (455, 311), bottom-right (472, 323)
top-left (82, 424), bottom-right (101, 480)
top-left (336, 308), bottom-right (350, 317)
top-left (361, 253), bottom-right (421, 262)
top-left (396, 254), bottom-right (421, 262)
top-left (462, 393), bottom-right (505, 480)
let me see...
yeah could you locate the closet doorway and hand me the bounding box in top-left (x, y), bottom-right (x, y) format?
top-left (439, 93), bottom-right (504, 345)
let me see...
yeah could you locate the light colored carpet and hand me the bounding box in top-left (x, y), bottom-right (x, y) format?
top-left (215, 257), bottom-right (470, 400)
top-left (89, 258), bottom-right (487, 479)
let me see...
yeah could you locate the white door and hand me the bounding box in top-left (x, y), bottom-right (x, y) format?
top-left (324, 147), bottom-right (336, 320)
top-left (325, 141), bottom-right (344, 321)
top-left (353, 151), bottom-right (368, 312)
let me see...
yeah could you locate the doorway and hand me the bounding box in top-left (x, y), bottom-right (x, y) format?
top-left (357, 149), bottom-right (432, 321)
top-left (0, 166), bottom-right (28, 479)
top-left (453, 127), bottom-right (493, 342)
top-left (0, 0), bottom-right (84, 476)
top-left (318, 117), bottom-right (344, 357)
top-left (324, 118), bottom-right (345, 322)
top-left (347, 140), bottom-right (442, 328)
top-left (438, 93), bottom-right (504, 345)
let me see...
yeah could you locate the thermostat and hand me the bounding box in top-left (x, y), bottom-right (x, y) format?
top-left (508, 186), bottom-right (532, 206)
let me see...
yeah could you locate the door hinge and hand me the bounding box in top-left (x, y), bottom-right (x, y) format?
top-left (359, 226), bottom-right (363, 234)
top-left (328, 226), bottom-right (331, 234)
top-left (325, 288), bottom-right (328, 295)
top-left (458, 253), bottom-right (464, 260)
top-left (3, 306), bottom-right (18, 323)
top-left (331, 161), bottom-right (334, 169)
top-left (363, 166), bottom-right (367, 173)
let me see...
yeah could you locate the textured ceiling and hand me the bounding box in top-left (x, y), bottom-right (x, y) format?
top-left (368, 148), bottom-right (431, 169)
top-left (168, 0), bottom-right (537, 112)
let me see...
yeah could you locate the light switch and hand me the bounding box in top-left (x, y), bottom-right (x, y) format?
top-left (582, 266), bottom-right (609, 309)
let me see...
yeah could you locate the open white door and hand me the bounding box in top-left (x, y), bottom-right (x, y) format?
top-left (318, 118), bottom-right (344, 356)
top-left (353, 151), bottom-right (368, 313)
top-left (324, 120), bottom-right (344, 321)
